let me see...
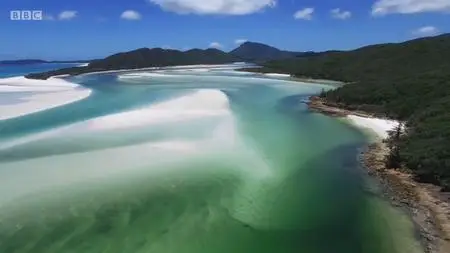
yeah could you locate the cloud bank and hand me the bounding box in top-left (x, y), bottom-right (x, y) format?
top-left (58, 11), bottom-right (77, 20)
top-left (148, 0), bottom-right (276, 15)
top-left (209, 42), bottom-right (223, 49)
top-left (294, 8), bottom-right (314, 20)
top-left (372, 0), bottom-right (450, 15)
top-left (121, 10), bottom-right (142, 20)
top-left (412, 26), bottom-right (440, 36)
top-left (331, 8), bottom-right (351, 19)
top-left (235, 39), bottom-right (248, 44)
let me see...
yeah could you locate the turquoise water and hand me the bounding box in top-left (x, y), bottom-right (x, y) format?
top-left (0, 67), bottom-right (423, 253)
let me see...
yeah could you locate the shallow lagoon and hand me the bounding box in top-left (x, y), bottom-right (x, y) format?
top-left (0, 67), bottom-right (422, 253)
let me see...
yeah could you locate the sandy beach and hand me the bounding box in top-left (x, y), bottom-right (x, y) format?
top-left (308, 96), bottom-right (450, 253)
top-left (263, 73), bottom-right (292, 78)
top-left (346, 114), bottom-right (400, 139)
top-left (77, 63), bottom-right (248, 77)
top-left (0, 76), bottom-right (92, 120)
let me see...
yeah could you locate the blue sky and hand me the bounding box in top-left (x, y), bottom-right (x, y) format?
top-left (1, 0), bottom-right (449, 60)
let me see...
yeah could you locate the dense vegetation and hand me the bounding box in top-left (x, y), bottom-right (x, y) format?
top-left (254, 34), bottom-right (450, 191)
top-left (25, 42), bottom-right (320, 79)
top-left (89, 48), bottom-right (238, 69)
top-left (230, 41), bottom-right (319, 62)
top-left (26, 48), bottom-right (239, 79)
top-left (230, 42), bottom-right (299, 62)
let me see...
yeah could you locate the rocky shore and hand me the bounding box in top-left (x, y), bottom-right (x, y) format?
top-left (308, 96), bottom-right (450, 253)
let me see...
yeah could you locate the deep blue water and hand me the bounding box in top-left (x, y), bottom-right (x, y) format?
top-left (0, 63), bottom-right (81, 78)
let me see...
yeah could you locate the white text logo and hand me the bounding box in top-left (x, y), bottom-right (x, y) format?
top-left (10, 10), bottom-right (43, 21)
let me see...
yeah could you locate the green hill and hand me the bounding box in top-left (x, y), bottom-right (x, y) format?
top-left (26, 47), bottom-right (239, 79)
top-left (230, 41), bottom-right (317, 62)
top-left (257, 34), bottom-right (450, 190)
top-left (88, 47), bottom-right (238, 69)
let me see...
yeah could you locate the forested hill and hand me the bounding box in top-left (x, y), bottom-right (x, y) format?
top-left (88, 48), bottom-right (238, 69)
top-left (259, 34), bottom-right (450, 119)
top-left (256, 33), bottom-right (450, 190)
top-left (230, 41), bottom-right (322, 62)
top-left (26, 47), bottom-right (239, 79)
top-left (230, 42), bottom-right (301, 62)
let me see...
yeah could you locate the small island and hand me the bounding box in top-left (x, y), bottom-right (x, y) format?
top-left (0, 59), bottom-right (91, 65)
top-left (24, 41), bottom-right (320, 80)
top-left (25, 48), bottom-right (242, 80)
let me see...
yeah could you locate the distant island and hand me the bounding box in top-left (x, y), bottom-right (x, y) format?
top-left (0, 59), bottom-right (92, 65)
top-left (25, 48), bottom-right (243, 80)
top-left (24, 42), bottom-right (321, 80)
top-left (229, 41), bottom-right (321, 62)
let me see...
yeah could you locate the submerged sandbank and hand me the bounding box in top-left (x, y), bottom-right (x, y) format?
top-left (0, 71), bottom-right (430, 253)
top-left (0, 76), bottom-right (92, 120)
top-left (86, 89), bottom-right (231, 131)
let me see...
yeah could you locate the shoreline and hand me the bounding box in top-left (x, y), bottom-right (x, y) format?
top-left (289, 76), bottom-right (345, 86)
top-left (308, 96), bottom-right (450, 253)
top-left (0, 76), bottom-right (92, 120)
top-left (84, 64), bottom-right (253, 77)
top-left (25, 63), bottom-right (253, 80)
top-left (235, 67), bottom-right (345, 86)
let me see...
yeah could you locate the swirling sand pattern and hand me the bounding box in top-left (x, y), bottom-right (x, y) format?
top-left (0, 68), bottom-right (423, 253)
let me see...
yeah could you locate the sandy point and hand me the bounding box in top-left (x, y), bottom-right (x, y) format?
top-left (0, 76), bottom-right (92, 120)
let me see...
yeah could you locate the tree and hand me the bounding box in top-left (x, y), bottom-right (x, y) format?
top-left (385, 122), bottom-right (403, 169)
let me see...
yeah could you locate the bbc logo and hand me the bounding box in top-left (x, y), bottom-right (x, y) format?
top-left (10, 10), bottom-right (43, 21)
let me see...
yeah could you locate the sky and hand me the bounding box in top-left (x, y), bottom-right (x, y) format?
top-left (1, 0), bottom-right (449, 60)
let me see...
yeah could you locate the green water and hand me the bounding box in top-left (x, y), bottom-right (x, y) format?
top-left (0, 69), bottom-right (423, 253)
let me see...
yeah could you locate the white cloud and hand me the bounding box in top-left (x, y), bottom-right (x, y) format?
top-left (330, 8), bottom-right (351, 19)
top-left (235, 39), bottom-right (248, 44)
top-left (58, 11), bottom-right (77, 20)
top-left (209, 42), bottom-right (223, 49)
top-left (148, 0), bottom-right (276, 15)
top-left (121, 10), bottom-right (142, 20)
top-left (294, 8), bottom-right (314, 20)
top-left (372, 0), bottom-right (450, 16)
top-left (412, 26), bottom-right (440, 36)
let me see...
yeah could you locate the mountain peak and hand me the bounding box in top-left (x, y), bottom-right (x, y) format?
top-left (230, 42), bottom-right (299, 62)
top-left (240, 41), bottom-right (276, 47)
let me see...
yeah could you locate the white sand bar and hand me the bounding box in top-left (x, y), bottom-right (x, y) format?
top-left (346, 115), bottom-right (400, 139)
top-left (87, 90), bottom-right (230, 131)
top-left (0, 76), bottom-right (92, 120)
